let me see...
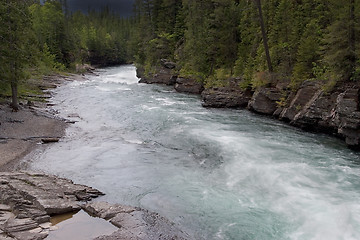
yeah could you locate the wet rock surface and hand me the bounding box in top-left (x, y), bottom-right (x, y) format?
top-left (85, 202), bottom-right (189, 240)
top-left (0, 172), bottom-right (190, 240)
top-left (0, 172), bottom-right (103, 239)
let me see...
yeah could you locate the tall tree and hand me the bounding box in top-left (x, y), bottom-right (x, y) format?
top-left (0, 0), bottom-right (34, 110)
top-left (254, 0), bottom-right (273, 72)
top-left (322, 0), bottom-right (359, 81)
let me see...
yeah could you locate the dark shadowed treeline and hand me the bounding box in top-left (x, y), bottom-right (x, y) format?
top-left (131, 0), bottom-right (360, 91)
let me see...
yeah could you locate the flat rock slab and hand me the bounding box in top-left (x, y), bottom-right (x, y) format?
top-left (0, 172), bottom-right (190, 240)
top-left (0, 171), bottom-right (104, 239)
top-left (85, 202), bottom-right (190, 240)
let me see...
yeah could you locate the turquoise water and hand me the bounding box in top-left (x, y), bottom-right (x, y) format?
top-left (27, 65), bottom-right (360, 240)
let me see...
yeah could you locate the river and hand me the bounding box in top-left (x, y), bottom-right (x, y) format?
top-left (25, 65), bottom-right (360, 240)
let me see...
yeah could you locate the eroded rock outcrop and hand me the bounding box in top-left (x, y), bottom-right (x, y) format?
top-left (175, 77), bottom-right (204, 94)
top-left (280, 83), bottom-right (360, 149)
top-left (248, 87), bottom-right (282, 115)
top-left (0, 172), bottom-right (190, 240)
top-left (136, 64), bottom-right (360, 149)
top-left (201, 79), bottom-right (253, 108)
top-left (84, 202), bottom-right (189, 240)
top-left (279, 81), bottom-right (320, 122)
top-left (137, 60), bottom-right (177, 85)
top-left (0, 172), bottom-right (103, 240)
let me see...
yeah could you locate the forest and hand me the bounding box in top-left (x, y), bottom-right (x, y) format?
top-left (0, 0), bottom-right (359, 110)
top-left (0, 0), bottom-right (132, 110)
top-left (133, 0), bottom-right (360, 90)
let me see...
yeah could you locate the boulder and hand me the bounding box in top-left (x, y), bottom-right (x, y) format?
top-left (202, 87), bottom-right (253, 108)
top-left (248, 87), bottom-right (282, 115)
top-left (136, 66), bottom-right (145, 79)
top-left (85, 202), bottom-right (190, 240)
top-left (280, 81), bottom-right (320, 122)
top-left (175, 77), bottom-right (204, 94)
top-left (331, 89), bottom-right (360, 148)
top-left (291, 90), bottom-right (338, 132)
top-left (138, 67), bottom-right (177, 85)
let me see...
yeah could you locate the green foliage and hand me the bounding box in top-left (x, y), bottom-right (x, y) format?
top-left (291, 20), bottom-right (322, 89)
top-left (0, 0), bottom-right (36, 108)
top-left (132, 0), bottom-right (360, 91)
top-left (204, 68), bottom-right (232, 88)
top-left (1, 0), bottom-right (133, 107)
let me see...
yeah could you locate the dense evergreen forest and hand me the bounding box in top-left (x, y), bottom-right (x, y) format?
top-left (0, 0), bottom-right (131, 110)
top-left (1, 0), bottom-right (359, 111)
top-left (133, 0), bottom-right (360, 91)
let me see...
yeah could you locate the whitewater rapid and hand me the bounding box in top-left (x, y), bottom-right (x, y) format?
top-left (25, 65), bottom-right (360, 240)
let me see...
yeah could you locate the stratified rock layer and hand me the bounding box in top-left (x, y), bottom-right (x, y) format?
top-left (175, 77), bottom-right (204, 94)
top-left (85, 202), bottom-right (189, 240)
top-left (0, 172), bottom-right (103, 239)
top-left (0, 172), bottom-right (190, 240)
top-left (135, 66), bottom-right (360, 149)
top-left (201, 79), bottom-right (253, 108)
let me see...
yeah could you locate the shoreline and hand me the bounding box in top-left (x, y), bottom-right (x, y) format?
top-left (0, 69), bottom-right (191, 240)
top-left (0, 73), bottom-right (86, 171)
top-left (137, 64), bottom-right (360, 151)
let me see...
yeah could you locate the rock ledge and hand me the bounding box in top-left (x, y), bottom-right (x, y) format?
top-left (0, 172), bottom-right (189, 240)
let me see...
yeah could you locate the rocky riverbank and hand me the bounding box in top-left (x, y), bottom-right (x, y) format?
top-left (0, 74), bottom-right (86, 171)
top-left (137, 65), bottom-right (360, 150)
top-left (0, 172), bottom-right (188, 240)
top-left (0, 71), bottom-right (191, 239)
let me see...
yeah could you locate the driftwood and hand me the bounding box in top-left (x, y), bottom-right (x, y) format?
top-left (41, 138), bottom-right (60, 143)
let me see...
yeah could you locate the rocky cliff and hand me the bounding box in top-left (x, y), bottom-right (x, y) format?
top-left (203, 80), bottom-right (360, 150)
top-left (136, 66), bottom-right (360, 149)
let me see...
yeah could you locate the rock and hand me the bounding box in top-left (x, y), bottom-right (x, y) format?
top-left (248, 87), bottom-right (282, 115)
top-left (76, 64), bottom-right (95, 74)
top-left (291, 90), bottom-right (338, 132)
top-left (202, 82), bottom-right (253, 108)
top-left (280, 81), bottom-right (320, 122)
top-left (83, 202), bottom-right (136, 220)
top-left (0, 172), bottom-right (191, 240)
top-left (201, 78), bottom-right (253, 108)
top-left (138, 67), bottom-right (177, 85)
top-left (136, 66), bottom-right (145, 79)
top-left (331, 89), bottom-right (360, 148)
top-left (0, 172), bottom-right (104, 240)
top-left (175, 77), bottom-right (204, 94)
top-left (86, 202), bottom-right (190, 240)
top-left (3, 218), bottom-right (38, 233)
top-left (160, 59), bottom-right (176, 69)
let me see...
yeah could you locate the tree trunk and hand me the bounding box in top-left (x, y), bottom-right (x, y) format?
top-left (349, 0), bottom-right (356, 76)
top-left (11, 81), bottom-right (19, 111)
top-left (254, 0), bottom-right (273, 72)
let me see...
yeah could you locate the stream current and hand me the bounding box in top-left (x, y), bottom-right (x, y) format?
top-left (26, 65), bottom-right (360, 239)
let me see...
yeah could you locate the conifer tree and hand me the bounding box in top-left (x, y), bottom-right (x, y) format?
top-left (0, 0), bottom-right (34, 110)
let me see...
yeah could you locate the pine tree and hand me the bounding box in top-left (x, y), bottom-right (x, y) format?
top-left (322, 0), bottom-right (359, 81)
top-left (0, 0), bottom-right (35, 111)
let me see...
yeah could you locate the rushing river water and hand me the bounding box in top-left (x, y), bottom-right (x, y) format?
top-left (25, 65), bottom-right (360, 240)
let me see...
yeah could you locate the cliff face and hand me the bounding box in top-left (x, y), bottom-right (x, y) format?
top-left (202, 81), bottom-right (360, 150)
top-left (136, 66), bottom-right (360, 150)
